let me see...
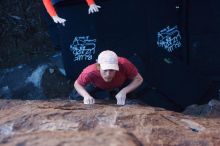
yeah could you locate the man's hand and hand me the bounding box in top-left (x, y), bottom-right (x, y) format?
top-left (88, 4), bottom-right (101, 14)
top-left (52, 16), bottom-right (66, 26)
top-left (84, 96), bottom-right (95, 104)
top-left (115, 90), bottom-right (127, 105)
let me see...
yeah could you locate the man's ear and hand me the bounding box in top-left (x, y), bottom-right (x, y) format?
top-left (96, 63), bottom-right (100, 70)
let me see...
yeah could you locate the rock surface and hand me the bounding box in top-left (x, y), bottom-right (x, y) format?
top-left (0, 99), bottom-right (220, 146)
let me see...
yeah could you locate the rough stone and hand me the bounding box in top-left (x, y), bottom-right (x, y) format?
top-left (0, 99), bottom-right (220, 146)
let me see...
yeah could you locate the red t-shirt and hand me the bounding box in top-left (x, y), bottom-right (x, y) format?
top-left (77, 57), bottom-right (138, 90)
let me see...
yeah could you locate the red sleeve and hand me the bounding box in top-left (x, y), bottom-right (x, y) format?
top-left (120, 57), bottom-right (138, 79)
top-left (86, 0), bottom-right (95, 5)
top-left (42, 0), bottom-right (95, 17)
top-left (42, 0), bottom-right (58, 17)
top-left (76, 72), bottom-right (91, 86)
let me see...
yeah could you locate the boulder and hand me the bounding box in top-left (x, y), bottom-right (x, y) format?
top-left (0, 99), bottom-right (220, 146)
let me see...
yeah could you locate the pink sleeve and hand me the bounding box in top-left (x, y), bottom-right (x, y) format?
top-left (42, 0), bottom-right (58, 17)
top-left (86, 0), bottom-right (95, 6)
top-left (76, 73), bottom-right (91, 86)
top-left (43, 0), bottom-right (95, 17)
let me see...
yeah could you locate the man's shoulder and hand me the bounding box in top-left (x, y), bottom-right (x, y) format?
top-left (118, 57), bottom-right (131, 66)
top-left (82, 63), bottom-right (99, 74)
top-left (118, 56), bottom-right (137, 73)
top-left (118, 57), bottom-right (129, 63)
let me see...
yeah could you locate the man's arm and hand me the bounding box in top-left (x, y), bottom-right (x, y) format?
top-left (42, 0), bottom-right (57, 17)
top-left (42, 0), bottom-right (66, 25)
top-left (115, 73), bottom-right (143, 105)
top-left (74, 81), bottom-right (95, 104)
top-left (42, 0), bottom-right (100, 25)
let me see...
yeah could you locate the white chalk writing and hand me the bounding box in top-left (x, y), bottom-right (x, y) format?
top-left (69, 36), bottom-right (96, 61)
top-left (157, 26), bottom-right (182, 52)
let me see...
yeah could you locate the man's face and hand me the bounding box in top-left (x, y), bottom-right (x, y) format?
top-left (100, 69), bottom-right (117, 82)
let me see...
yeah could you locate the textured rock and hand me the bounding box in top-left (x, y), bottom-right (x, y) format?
top-left (0, 99), bottom-right (220, 146)
top-left (183, 99), bottom-right (220, 117)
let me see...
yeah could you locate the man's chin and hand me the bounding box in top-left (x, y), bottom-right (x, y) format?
top-left (104, 78), bottom-right (112, 82)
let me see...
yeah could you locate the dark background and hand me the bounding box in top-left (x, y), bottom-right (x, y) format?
top-left (1, 0), bottom-right (219, 80)
top-left (0, 0), bottom-right (220, 104)
top-left (0, 0), bottom-right (55, 68)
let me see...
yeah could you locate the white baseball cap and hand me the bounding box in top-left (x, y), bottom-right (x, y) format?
top-left (97, 50), bottom-right (119, 71)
